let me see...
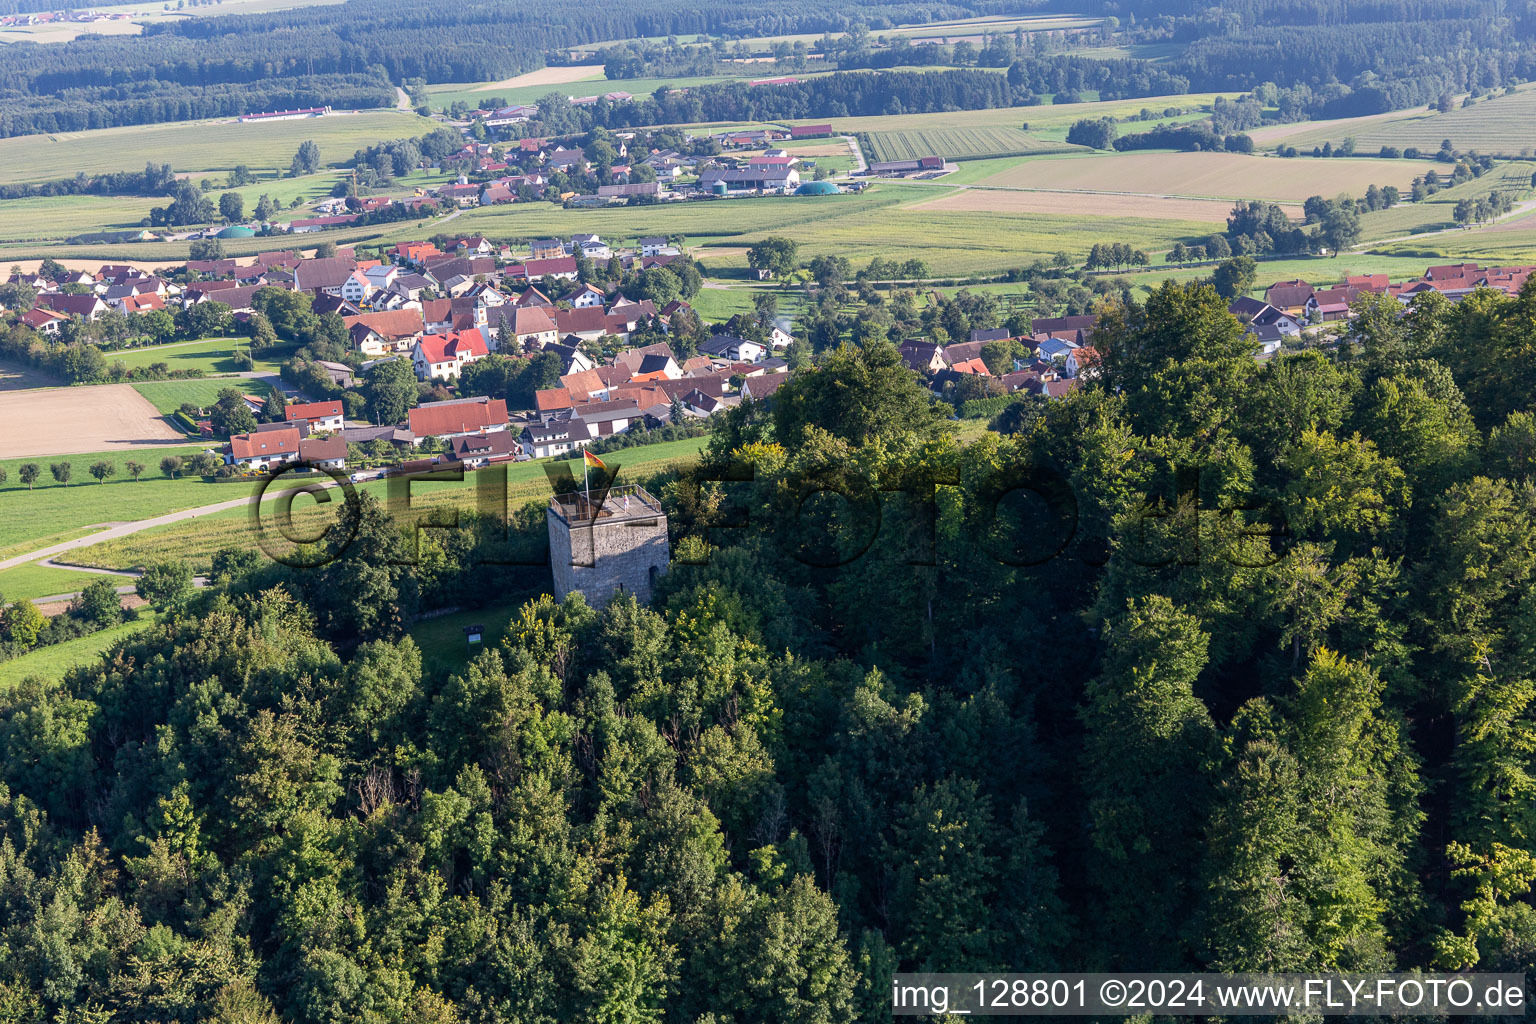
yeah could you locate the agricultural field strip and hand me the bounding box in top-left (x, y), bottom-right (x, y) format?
top-left (1, 438), bottom-right (710, 573)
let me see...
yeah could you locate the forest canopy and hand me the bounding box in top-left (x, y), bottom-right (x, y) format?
top-left (6, 278), bottom-right (1536, 1016)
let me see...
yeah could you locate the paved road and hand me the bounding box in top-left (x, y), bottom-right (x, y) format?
top-left (839, 134), bottom-right (867, 177)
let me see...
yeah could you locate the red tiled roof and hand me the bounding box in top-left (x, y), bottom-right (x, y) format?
top-left (415, 330), bottom-right (488, 364)
top-left (284, 400), bottom-right (343, 422)
top-left (408, 397), bottom-right (509, 436)
top-left (536, 388), bottom-right (574, 412)
top-left (230, 427), bottom-right (300, 460)
top-left (343, 309), bottom-right (425, 340)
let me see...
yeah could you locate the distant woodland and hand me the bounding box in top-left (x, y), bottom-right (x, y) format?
top-left (3, 0), bottom-right (1536, 137)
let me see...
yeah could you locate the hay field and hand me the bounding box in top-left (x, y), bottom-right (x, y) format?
top-left (0, 110), bottom-right (435, 185)
top-left (863, 126), bottom-right (1078, 162)
top-left (472, 65), bottom-right (607, 92)
top-left (913, 188), bottom-right (1251, 222)
top-left (1261, 89), bottom-right (1536, 157)
top-left (0, 385), bottom-right (184, 458)
top-left (975, 152), bottom-right (1418, 202)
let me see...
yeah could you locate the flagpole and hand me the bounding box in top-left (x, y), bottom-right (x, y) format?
top-left (583, 451), bottom-right (589, 508)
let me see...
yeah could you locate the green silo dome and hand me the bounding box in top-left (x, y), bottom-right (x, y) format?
top-left (795, 180), bottom-right (840, 196)
top-left (216, 224), bottom-right (256, 238)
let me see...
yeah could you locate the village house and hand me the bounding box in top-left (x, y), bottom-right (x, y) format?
top-left (1264, 279), bottom-right (1315, 319)
top-left (698, 333), bottom-right (767, 363)
top-left (449, 431), bottom-right (519, 467)
top-left (521, 417), bottom-right (583, 459)
top-left (20, 308), bottom-right (67, 335)
top-left (226, 428), bottom-right (302, 472)
top-left (298, 436), bottom-right (348, 470)
top-left (504, 305), bottom-right (559, 350)
top-left (344, 309), bottom-right (425, 356)
top-left (36, 292), bottom-right (107, 321)
top-left (283, 400), bottom-right (346, 433)
top-left (407, 395), bottom-right (510, 442)
top-left (293, 256), bottom-right (360, 297)
top-left (412, 330), bottom-right (489, 381)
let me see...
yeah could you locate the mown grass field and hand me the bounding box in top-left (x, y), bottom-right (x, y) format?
top-left (1263, 87), bottom-right (1536, 158)
top-left (131, 379), bottom-right (271, 415)
top-left (1357, 161), bottom-right (1535, 241)
top-left (0, 614), bottom-right (160, 690)
top-left (107, 337), bottom-right (291, 376)
top-left (72, 435), bottom-right (710, 573)
top-left (0, 445), bottom-right (213, 551)
top-left (0, 562), bottom-right (124, 604)
top-left (0, 110), bottom-right (435, 185)
top-left (862, 126), bottom-right (1079, 162)
top-left (431, 73), bottom-right (752, 111)
top-left (976, 151), bottom-right (1419, 202)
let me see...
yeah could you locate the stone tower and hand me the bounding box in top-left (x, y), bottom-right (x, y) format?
top-left (547, 484), bottom-right (670, 608)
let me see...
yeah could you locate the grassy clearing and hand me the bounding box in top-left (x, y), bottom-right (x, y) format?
top-left (1357, 162), bottom-right (1535, 241)
top-left (0, 110), bottom-right (436, 186)
top-left (73, 435), bottom-right (710, 573)
top-left (131, 379), bottom-right (271, 415)
top-left (688, 285), bottom-right (807, 321)
top-left (0, 614), bottom-right (159, 690)
top-left (862, 126), bottom-right (1078, 162)
top-left (0, 445), bottom-right (214, 551)
top-left (409, 602), bottom-right (527, 676)
top-left (1262, 87), bottom-right (1536, 158)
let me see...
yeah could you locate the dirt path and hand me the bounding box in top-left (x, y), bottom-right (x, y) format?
top-left (396, 87), bottom-right (411, 111)
top-left (0, 477), bottom-right (350, 573)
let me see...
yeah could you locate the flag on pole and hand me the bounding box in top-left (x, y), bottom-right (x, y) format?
top-left (582, 448), bottom-right (606, 503)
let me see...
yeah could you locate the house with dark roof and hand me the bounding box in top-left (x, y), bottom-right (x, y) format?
top-left (449, 430), bottom-right (519, 467)
top-left (293, 256), bottom-right (359, 296)
top-left (698, 334), bottom-right (766, 363)
top-left (1264, 279), bottom-right (1315, 318)
top-left (298, 436), bottom-right (347, 470)
top-left (36, 293), bottom-right (107, 320)
top-left (1030, 314), bottom-right (1098, 339)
